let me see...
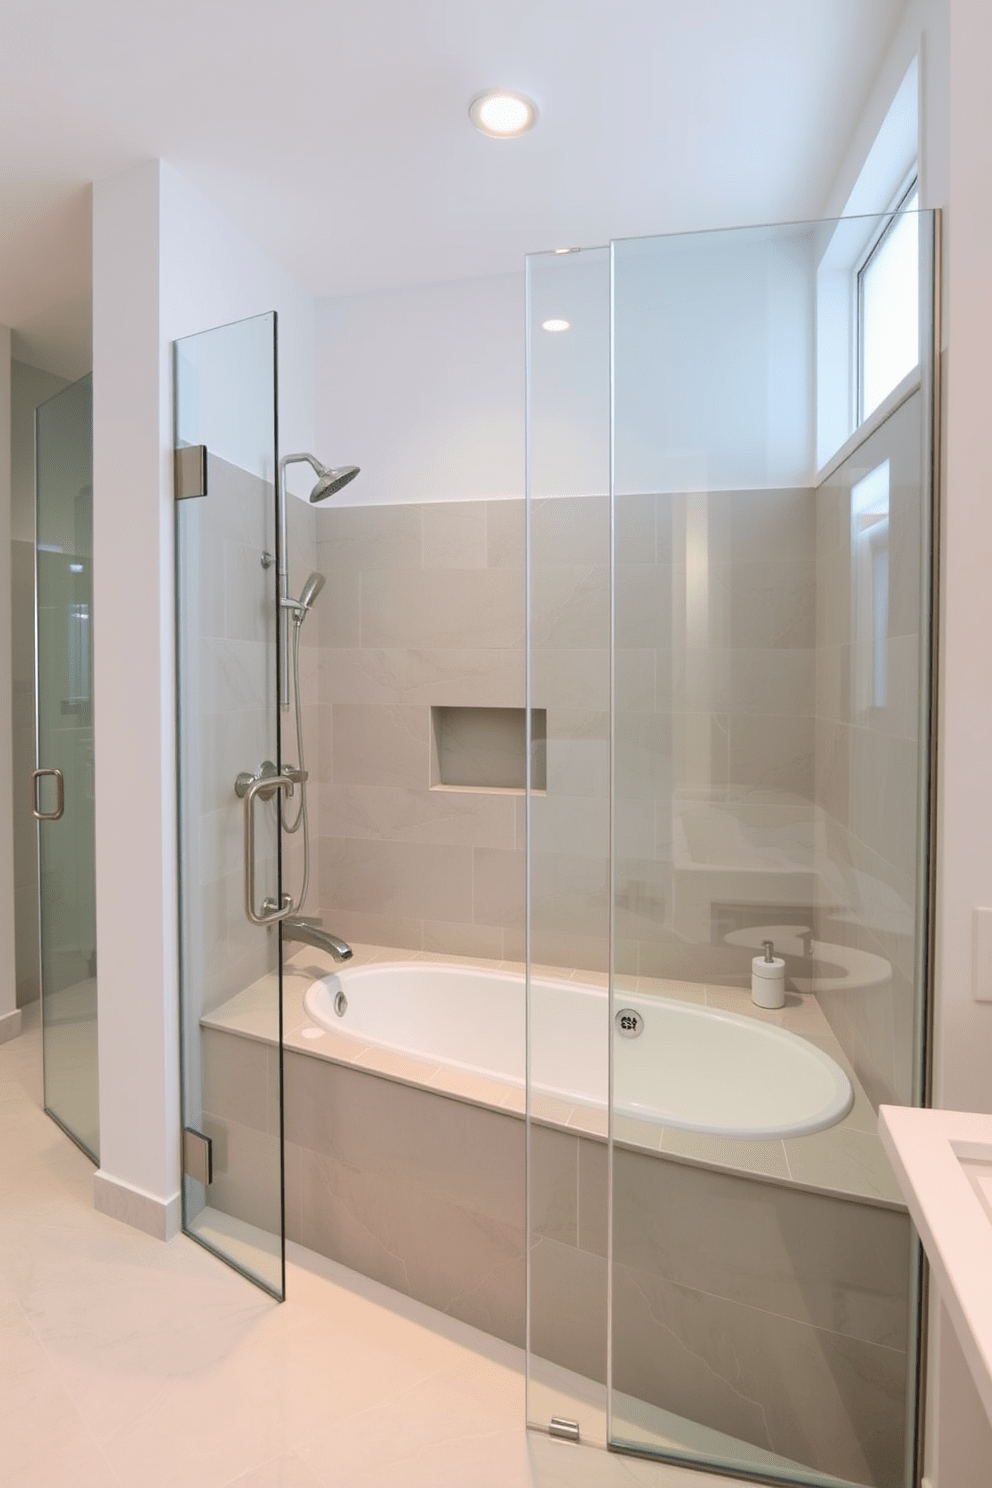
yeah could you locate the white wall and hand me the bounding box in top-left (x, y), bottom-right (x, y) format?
top-left (92, 159), bottom-right (314, 1237)
top-left (317, 239), bottom-right (816, 507)
top-left (317, 273), bottom-right (524, 505)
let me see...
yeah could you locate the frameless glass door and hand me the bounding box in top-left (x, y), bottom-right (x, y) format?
top-left (34, 373), bottom-right (98, 1161)
top-left (174, 312), bottom-right (286, 1297)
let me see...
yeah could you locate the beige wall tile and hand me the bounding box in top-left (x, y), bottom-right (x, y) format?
top-left (316, 503), bottom-right (422, 572)
top-left (331, 703), bottom-right (430, 788)
top-left (529, 1235), bottom-right (607, 1385)
top-left (361, 568), bottom-right (523, 650)
top-left (531, 566), bottom-right (609, 650)
top-left (473, 847), bottom-right (525, 931)
top-left (319, 781), bottom-right (516, 849)
top-left (423, 501), bottom-right (487, 569)
top-left (316, 907), bottom-right (422, 954)
top-left (530, 1125), bottom-right (578, 1245)
top-left (531, 496), bottom-right (608, 568)
top-left (485, 499), bottom-right (525, 568)
top-left (199, 1114), bottom-right (282, 1235)
top-left (201, 1029), bottom-right (270, 1133)
top-left (611, 1261), bottom-right (906, 1486)
top-left (577, 1136), bottom-right (608, 1257)
top-left (421, 919), bottom-right (506, 959)
top-left (320, 835), bottom-right (473, 923)
top-left (614, 1148), bottom-right (909, 1346)
top-left (298, 1144), bottom-right (525, 1345)
top-left (320, 645), bottom-right (524, 708)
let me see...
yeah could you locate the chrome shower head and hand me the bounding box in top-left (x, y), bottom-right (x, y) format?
top-left (309, 464), bottom-right (360, 502)
top-left (297, 572), bottom-right (325, 613)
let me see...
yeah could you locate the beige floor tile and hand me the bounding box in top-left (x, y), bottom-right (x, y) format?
top-left (220, 1453), bottom-right (323, 1488)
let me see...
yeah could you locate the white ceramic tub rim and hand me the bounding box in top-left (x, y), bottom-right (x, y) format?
top-left (303, 960), bottom-right (853, 1140)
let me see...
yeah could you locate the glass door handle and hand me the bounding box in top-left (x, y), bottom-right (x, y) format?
top-left (32, 767), bottom-right (65, 821)
top-left (243, 771), bottom-right (294, 926)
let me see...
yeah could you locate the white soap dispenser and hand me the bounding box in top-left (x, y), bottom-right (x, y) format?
top-left (751, 939), bottom-right (786, 1009)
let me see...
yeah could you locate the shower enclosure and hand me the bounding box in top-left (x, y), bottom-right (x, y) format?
top-left (526, 210), bottom-right (936, 1487)
top-left (169, 205), bottom-right (935, 1488)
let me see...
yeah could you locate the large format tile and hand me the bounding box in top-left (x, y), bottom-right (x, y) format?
top-left (361, 568), bottom-right (524, 650)
top-left (611, 1263), bottom-right (907, 1487)
top-left (330, 703), bottom-right (430, 788)
top-left (423, 500), bottom-right (488, 568)
top-left (319, 836), bottom-right (474, 922)
top-left (297, 1145), bottom-right (525, 1344)
top-left (614, 1147), bottom-right (910, 1347)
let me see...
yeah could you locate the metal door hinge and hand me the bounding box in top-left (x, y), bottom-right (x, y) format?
top-left (549, 1417), bottom-right (580, 1443)
top-left (182, 1127), bottom-right (213, 1186)
top-left (175, 444), bottom-right (208, 500)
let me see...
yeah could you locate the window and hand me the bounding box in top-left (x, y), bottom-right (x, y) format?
top-left (857, 181), bottom-right (919, 424)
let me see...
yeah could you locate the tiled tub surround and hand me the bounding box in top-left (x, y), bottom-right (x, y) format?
top-left (203, 944), bottom-right (911, 1488)
top-left (313, 492), bottom-right (820, 981)
top-left (313, 498), bottom-right (527, 961)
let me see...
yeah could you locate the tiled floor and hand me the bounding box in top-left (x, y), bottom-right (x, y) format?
top-left (0, 1005), bottom-right (734, 1488)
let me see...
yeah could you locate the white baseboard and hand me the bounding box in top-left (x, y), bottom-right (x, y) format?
top-left (94, 1170), bottom-right (181, 1240)
top-left (0, 1008), bottom-right (23, 1045)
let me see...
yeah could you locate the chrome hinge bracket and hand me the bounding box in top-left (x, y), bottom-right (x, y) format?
top-left (182, 1127), bottom-right (213, 1186)
top-left (175, 444), bottom-right (208, 500)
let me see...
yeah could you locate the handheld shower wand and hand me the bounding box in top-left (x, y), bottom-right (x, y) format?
top-left (277, 453), bottom-right (358, 709)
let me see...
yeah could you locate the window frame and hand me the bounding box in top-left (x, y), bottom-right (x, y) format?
top-left (855, 172), bottom-right (919, 427)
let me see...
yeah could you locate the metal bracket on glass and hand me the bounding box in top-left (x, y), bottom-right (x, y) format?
top-left (182, 1127), bottom-right (213, 1186)
top-left (242, 769), bottom-right (294, 926)
top-left (174, 443), bottom-right (208, 501)
top-left (31, 767), bottom-right (64, 821)
top-left (549, 1418), bottom-right (580, 1443)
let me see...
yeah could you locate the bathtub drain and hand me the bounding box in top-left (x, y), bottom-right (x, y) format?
top-left (615, 1008), bottom-right (644, 1039)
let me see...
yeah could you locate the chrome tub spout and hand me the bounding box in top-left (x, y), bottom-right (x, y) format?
top-left (282, 918), bottom-right (353, 962)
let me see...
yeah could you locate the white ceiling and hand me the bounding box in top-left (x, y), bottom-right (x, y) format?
top-left (0, 0), bottom-right (908, 377)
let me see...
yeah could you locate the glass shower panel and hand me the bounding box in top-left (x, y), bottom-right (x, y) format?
top-left (35, 374), bottom-right (98, 1160)
top-left (525, 246), bottom-right (612, 1442)
top-left (607, 214), bottom-right (935, 1488)
top-left (175, 312), bottom-right (285, 1298)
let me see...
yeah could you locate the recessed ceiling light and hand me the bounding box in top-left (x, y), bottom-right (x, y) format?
top-left (541, 319), bottom-right (570, 333)
top-left (469, 91), bottom-right (538, 138)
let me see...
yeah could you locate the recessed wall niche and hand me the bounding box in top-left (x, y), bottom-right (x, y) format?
top-left (430, 706), bottom-right (546, 793)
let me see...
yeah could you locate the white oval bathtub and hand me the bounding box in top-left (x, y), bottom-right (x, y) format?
top-left (303, 962), bottom-right (853, 1139)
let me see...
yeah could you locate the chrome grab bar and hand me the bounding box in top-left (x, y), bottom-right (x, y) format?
top-left (242, 771), bottom-right (295, 926)
top-left (32, 767), bottom-right (64, 822)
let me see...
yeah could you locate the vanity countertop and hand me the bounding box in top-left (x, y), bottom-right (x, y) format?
top-left (880, 1104), bottom-right (992, 1429)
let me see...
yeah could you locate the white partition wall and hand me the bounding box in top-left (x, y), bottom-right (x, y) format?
top-left (91, 160), bottom-right (315, 1238)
